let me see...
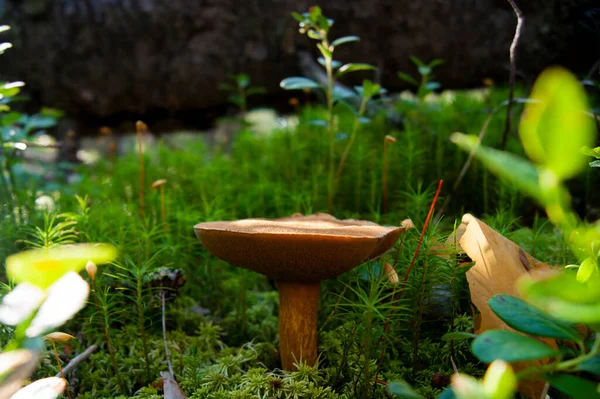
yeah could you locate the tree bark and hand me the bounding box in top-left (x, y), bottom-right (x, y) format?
top-left (0, 0), bottom-right (597, 119)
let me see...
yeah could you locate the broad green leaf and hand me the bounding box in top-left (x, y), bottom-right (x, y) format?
top-left (576, 355), bottom-right (600, 374)
top-left (441, 332), bottom-right (477, 341)
top-left (451, 133), bottom-right (543, 204)
top-left (488, 294), bottom-right (580, 341)
top-left (519, 67), bottom-right (594, 179)
top-left (518, 270), bottom-right (600, 323)
top-left (471, 330), bottom-right (559, 363)
top-left (6, 243), bottom-right (118, 289)
top-left (280, 77), bottom-right (322, 91)
top-left (398, 72), bottom-right (418, 86)
top-left (576, 257), bottom-right (597, 283)
top-left (591, 160), bottom-right (600, 168)
top-left (544, 374), bottom-right (600, 399)
top-left (388, 381), bottom-right (423, 398)
top-left (482, 360), bottom-right (517, 399)
top-left (335, 63), bottom-right (376, 78)
top-left (331, 35), bottom-right (360, 48)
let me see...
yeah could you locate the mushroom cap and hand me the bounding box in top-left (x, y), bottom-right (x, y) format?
top-left (194, 213), bottom-right (408, 283)
top-left (151, 179), bottom-right (168, 189)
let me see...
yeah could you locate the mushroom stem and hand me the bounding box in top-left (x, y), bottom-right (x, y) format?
top-left (278, 281), bottom-right (320, 370)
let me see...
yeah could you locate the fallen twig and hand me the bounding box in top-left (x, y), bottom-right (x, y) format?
top-left (55, 345), bottom-right (97, 377)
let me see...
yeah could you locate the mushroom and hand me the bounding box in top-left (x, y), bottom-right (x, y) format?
top-left (194, 213), bottom-right (409, 370)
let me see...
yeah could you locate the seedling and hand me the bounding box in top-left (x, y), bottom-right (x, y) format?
top-left (281, 7), bottom-right (376, 210)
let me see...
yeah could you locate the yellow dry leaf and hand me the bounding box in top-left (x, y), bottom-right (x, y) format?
top-left (447, 214), bottom-right (558, 399)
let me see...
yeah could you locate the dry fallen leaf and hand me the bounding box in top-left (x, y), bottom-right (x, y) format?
top-left (446, 214), bottom-right (558, 399)
top-left (161, 372), bottom-right (187, 399)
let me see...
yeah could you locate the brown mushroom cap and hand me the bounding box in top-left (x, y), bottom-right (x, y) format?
top-left (151, 179), bottom-right (168, 189)
top-left (194, 213), bottom-right (407, 283)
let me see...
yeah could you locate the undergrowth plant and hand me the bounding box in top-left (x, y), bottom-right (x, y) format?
top-left (444, 67), bottom-right (600, 398)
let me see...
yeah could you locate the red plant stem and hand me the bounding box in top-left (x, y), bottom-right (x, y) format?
top-left (375, 180), bottom-right (443, 378)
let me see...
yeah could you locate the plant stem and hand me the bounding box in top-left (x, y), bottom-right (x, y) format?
top-left (96, 286), bottom-right (125, 391)
top-left (501, 0), bottom-right (524, 149)
top-left (334, 96), bottom-right (368, 193)
top-left (517, 333), bottom-right (600, 379)
top-left (136, 275), bottom-right (152, 381)
top-left (324, 41), bottom-right (335, 212)
top-left (51, 340), bottom-right (72, 399)
top-left (161, 292), bottom-right (175, 378)
top-left (362, 305), bottom-right (373, 399)
top-left (136, 121), bottom-right (146, 221)
top-left (160, 186), bottom-right (167, 234)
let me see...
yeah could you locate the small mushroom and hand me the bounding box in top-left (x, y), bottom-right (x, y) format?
top-left (194, 213), bottom-right (408, 370)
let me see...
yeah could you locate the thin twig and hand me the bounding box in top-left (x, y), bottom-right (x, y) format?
top-left (162, 291), bottom-right (175, 378)
top-left (435, 113), bottom-right (494, 221)
top-left (501, 0), bottom-right (524, 149)
top-left (55, 345), bottom-right (98, 377)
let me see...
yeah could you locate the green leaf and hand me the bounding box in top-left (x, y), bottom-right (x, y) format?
top-left (398, 72), bottom-right (419, 86)
top-left (544, 374), bottom-right (600, 399)
top-left (331, 35), bottom-right (360, 47)
top-left (388, 381), bottom-right (424, 398)
top-left (307, 29), bottom-right (324, 40)
top-left (291, 12), bottom-right (305, 23)
top-left (471, 330), bottom-right (559, 363)
top-left (6, 243), bottom-right (118, 289)
top-left (580, 146), bottom-right (600, 159)
top-left (318, 57), bottom-right (341, 69)
top-left (436, 389), bottom-right (456, 399)
top-left (1, 111), bottom-right (21, 126)
top-left (576, 355), bottom-right (600, 374)
top-left (518, 270), bottom-right (600, 324)
top-left (519, 67), bottom-right (594, 180)
top-left (409, 55), bottom-right (425, 67)
top-left (483, 360), bottom-right (517, 399)
top-left (40, 107), bottom-right (64, 119)
top-left (441, 331), bottom-right (477, 341)
top-left (418, 66), bottom-right (432, 76)
top-left (591, 160), bottom-right (600, 168)
top-left (335, 63), bottom-right (376, 78)
top-left (488, 294), bottom-right (580, 341)
top-left (280, 77), bottom-right (322, 91)
top-left (577, 257), bottom-right (597, 283)
top-left (24, 114), bottom-right (57, 133)
top-left (450, 133), bottom-right (543, 204)
top-left (316, 43), bottom-right (332, 59)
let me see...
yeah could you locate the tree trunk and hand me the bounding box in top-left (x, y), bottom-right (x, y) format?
top-left (0, 0), bottom-right (597, 119)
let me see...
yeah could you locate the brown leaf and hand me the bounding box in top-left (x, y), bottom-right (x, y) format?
top-left (448, 214), bottom-right (558, 399)
top-left (161, 372), bottom-right (186, 399)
